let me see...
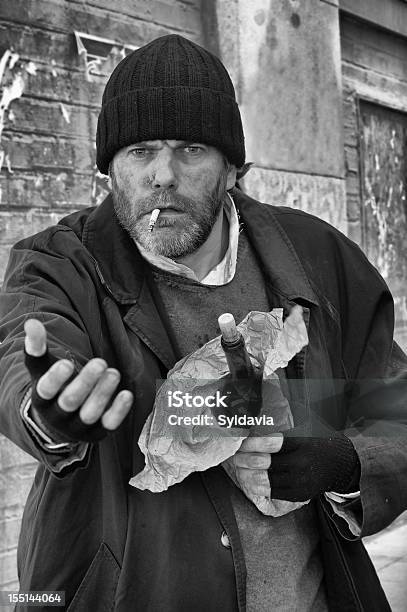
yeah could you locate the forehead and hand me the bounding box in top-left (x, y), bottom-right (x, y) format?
top-left (137, 139), bottom-right (186, 147)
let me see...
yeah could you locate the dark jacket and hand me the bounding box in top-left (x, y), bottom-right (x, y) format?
top-left (1, 188), bottom-right (406, 611)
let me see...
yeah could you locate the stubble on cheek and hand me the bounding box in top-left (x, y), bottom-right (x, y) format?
top-left (111, 167), bottom-right (229, 258)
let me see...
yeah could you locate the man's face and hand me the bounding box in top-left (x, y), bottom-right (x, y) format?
top-left (110, 140), bottom-right (236, 258)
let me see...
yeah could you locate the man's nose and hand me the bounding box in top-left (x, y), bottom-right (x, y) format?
top-left (151, 152), bottom-right (178, 190)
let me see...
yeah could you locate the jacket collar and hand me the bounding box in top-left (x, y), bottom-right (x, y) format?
top-left (82, 190), bottom-right (319, 307)
top-left (231, 188), bottom-right (319, 306)
top-left (82, 193), bottom-right (145, 304)
top-left (82, 195), bottom-right (180, 368)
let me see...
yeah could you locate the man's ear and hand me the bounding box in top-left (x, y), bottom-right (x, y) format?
top-left (106, 161), bottom-right (113, 190)
top-left (226, 165), bottom-right (237, 190)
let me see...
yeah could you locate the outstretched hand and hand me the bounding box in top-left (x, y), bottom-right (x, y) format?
top-left (24, 318), bottom-right (134, 443)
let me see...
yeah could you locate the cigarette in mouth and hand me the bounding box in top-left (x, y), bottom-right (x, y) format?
top-left (148, 208), bottom-right (160, 232)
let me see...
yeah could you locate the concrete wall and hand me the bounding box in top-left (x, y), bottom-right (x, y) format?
top-left (215, 0), bottom-right (347, 232)
top-left (0, 0), bottom-right (204, 591)
top-left (0, 0), bottom-right (203, 282)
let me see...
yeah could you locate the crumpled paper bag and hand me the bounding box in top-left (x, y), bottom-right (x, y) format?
top-left (130, 306), bottom-right (309, 516)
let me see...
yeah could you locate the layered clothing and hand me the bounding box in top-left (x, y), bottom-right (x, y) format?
top-left (0, 189), bottom-right (406, 611)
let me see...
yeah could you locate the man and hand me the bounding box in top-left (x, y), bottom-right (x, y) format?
top-left (0, 34), bottom-right (406, 611)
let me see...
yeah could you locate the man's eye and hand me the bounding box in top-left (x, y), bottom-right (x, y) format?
top-left (130, 148), bottom-right (147, 158)
top-left (183, 146), bottom-right (203, 155)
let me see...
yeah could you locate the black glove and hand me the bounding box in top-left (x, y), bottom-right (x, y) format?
top-left (268, 424), bottom-right (361, 502)
top-left (25, 350), bottom-right (107, 443)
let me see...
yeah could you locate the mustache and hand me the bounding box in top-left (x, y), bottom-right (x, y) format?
top-left (137, 191), bottom-right (195, 215)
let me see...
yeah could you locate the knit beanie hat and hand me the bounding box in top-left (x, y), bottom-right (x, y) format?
top-left (96, 34), bottom-right (245, 174)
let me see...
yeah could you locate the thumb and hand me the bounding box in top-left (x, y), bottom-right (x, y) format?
top-left (24, 319), bottom-right (58, 382)
top-left (24, 319), bottom-right (47, 357)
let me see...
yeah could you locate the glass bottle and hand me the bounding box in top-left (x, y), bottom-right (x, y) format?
top-left (217, 313), bottom-right (263, 425)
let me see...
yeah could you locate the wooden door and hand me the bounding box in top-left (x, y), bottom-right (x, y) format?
top-left (359, 100), bottom-right (407, 351)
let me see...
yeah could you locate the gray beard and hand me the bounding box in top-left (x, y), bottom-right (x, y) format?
top-left (112, 174), bottom-right (228, 259)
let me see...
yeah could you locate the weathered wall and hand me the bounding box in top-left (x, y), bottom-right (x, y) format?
top-left (0, 0), bottom-right (203, 281)
top-left (341, 13), bottom-right (407, 245)
top-left (0, 0), bottom-right (204, 591)
top-left (215, 0), bottom-right (347, 232)
top-left (340, 12), bottom-right (407, 351)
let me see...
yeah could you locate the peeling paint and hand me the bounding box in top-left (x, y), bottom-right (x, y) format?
top-left (59, 103), bottom-right (71, 124)
top-left (0, 51), bottom-right (18, 85)
top-left (360, 102), bottom-right (407, 298)
top-left (0, 50), bottom-right (25, 141)
top-left (0, 72), bottom-right (25, 147)
top-left (0, 74), bottom-right (24, 111)
top-left (4, 154), bottom-right (13, 174)
top-left (0, 49), bottom-right (27, 174)
top-left (287, 0), bottom-right (301, 9)
top-left (8, 53), bottom-right (19, 71)
top-left (25, 62), bottom-right (37, 76)
top-left (50, 60), bottom-right (58, 78)
top-left (390, 129), bottom-right (395, 149)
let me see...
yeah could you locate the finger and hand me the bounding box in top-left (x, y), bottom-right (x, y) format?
top-left (79, 368), bottom-right (121, 424)
top-left (236, 467), bottom-right (271, 497)
top-left (239, 433), bottom-right (284, 454)
top-left (57, 358), bottom-right (107, 412)
top-left (234, 452), bottom-right (271, 470)
top-left (101, 390), bottom-right (133, 430)
top-left (24, 319), bottom-right (47, 357)
top-left (36, 359), bottom-right (75, 400)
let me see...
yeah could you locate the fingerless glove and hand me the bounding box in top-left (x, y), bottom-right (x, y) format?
top-left (268, 430), bottom-right (361, 502)
top-left (25, 350), bottom-right (107, 443)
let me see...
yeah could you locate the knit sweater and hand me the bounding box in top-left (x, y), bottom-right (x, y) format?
top-left (150, 230), bottom-right (269, 356)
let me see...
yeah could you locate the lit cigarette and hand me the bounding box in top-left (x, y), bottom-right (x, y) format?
top-left (148, 208), bottom-right (160, 232)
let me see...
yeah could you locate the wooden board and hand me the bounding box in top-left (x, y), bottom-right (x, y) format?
top-left (359, 100), bottom-right (407, 350)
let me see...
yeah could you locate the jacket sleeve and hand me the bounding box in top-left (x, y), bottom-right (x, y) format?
top-left (279, 210), bottom-right (407, 538)
top-left (338, 241), bottom-right (407, 537)
top-left (313, 225), bottom-right (407, 538)
top-left (0, 231), bottom-right (98, 476)
top-left (343, 340), bottom-right (407, 537)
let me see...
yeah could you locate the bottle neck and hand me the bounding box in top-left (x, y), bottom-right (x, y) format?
top-left (221, 335), bottom-right (254, 379)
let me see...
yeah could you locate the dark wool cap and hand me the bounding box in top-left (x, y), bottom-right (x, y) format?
top-left (96, 34), bottom-right (245, 174)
